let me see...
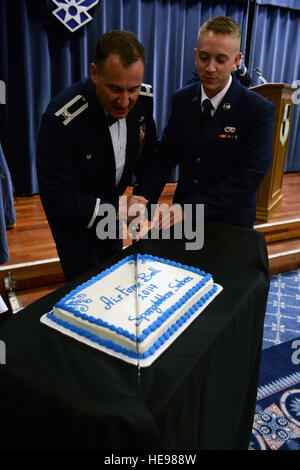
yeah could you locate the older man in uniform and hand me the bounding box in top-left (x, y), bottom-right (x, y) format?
top-left (37, 30), bottom-right (154, 280)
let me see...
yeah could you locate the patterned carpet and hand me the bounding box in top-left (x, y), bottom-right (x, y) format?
top-left (248, 269), bottom-right (300, 450)
top-left (262, 269), bottom-right (300, 350)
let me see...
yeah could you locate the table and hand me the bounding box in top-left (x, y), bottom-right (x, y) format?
top-left (0, 222), bottom-right (269, 450)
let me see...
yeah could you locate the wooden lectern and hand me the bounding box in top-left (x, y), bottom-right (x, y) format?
top-left (251, 83), bottom-right (295, 221)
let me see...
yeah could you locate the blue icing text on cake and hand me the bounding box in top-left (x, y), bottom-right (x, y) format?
top-left (48, 254), bottom-right (217, 359)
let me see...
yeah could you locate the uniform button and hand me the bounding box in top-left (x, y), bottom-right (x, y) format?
top-left (196, 158), bottom-right (201, 163)
top-left (193, 179), bottom-right (198, 185)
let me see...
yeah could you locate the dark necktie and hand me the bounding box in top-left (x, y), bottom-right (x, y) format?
top-left (200, 99), bottom-right (213, 127)
top-left (107, 114), bottom-right (118, 127)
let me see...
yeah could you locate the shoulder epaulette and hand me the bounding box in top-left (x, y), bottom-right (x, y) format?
top-left (55, 94), bottom-right (88, 126)
top-left (140, 83), bottom-right (153, 97)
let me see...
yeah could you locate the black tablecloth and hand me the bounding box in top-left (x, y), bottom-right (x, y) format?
top-left (0, 222), bottom-right (269, 450)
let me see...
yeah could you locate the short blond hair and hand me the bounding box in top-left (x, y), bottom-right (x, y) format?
top-left (199, 16), bottom-right (241, 42)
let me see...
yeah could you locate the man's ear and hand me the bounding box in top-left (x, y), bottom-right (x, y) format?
top-left (233, 52), bottom-right (243, 70)
top-left (90, 62), bottom-right (98, 83)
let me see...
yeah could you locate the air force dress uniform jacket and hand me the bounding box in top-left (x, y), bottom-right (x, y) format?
top-left (37, 78), bottom-right (157, 279)
top-left (134, 76), bottom-right (275, 229)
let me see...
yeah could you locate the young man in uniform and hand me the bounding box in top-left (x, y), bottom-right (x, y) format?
top-left (131, 16), bottom-right (275, 230)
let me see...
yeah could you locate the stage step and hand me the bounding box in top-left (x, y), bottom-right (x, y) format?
top-left (0, 258), bottom-right (65, 291)
top-left (266, 236), bottom-right (300, 275)
top-left (0, 258), bottom-right (65, 314)
top-left (268, 247), bottom-right (300, 275)
top-left (255, 218), bottom-right (300, 274)
top-left (255, 218), bottom-right (300, 242)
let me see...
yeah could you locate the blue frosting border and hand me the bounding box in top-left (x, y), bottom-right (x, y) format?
top-left (50, 254), bottom-right (214, 358)
top-left (47, 284), bottom-right (218, 360)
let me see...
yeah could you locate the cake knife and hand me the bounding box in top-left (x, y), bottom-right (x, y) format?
top-left (132, 226), bottom-right (141, 385)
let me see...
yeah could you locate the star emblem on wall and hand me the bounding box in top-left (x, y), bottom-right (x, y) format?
top-left (51, 0), bottom-right (100, 32)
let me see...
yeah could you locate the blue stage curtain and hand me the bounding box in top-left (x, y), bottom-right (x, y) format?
top-left (248, 1), bottom-right (300, 172)
top-left (255, 0), bottom-right (300, 10)
top-left (0, 0), bottom-right (249, 194)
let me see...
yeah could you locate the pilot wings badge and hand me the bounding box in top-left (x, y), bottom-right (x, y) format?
top-left (51, 0), bottom-right (100, 33)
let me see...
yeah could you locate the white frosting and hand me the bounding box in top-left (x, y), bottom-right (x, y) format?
top-left (51, 255), bottom-right (214, 357)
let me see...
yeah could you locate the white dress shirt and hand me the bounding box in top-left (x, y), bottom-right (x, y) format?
top-left (109, 118), bottom-right (127, 186)
top-left (201, 74), bottom-right (232, 116)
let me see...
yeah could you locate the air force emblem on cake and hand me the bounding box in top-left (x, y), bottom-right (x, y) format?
top-left (51, 0), bottom-right (100, 33)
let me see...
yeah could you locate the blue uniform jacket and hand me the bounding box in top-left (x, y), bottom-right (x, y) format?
top-left (134, 77), bottom-right (275, 229)
top-left (37, 78), bottom-right (157, 278)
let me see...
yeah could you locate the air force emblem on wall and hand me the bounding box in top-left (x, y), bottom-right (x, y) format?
top-left (51, 0), bottom-right (100, 32)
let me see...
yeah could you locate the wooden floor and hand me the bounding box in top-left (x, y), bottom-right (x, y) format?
top-left (1, 172), bottom-right (299, 312)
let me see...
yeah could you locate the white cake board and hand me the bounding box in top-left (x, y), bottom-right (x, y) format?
top-left (40, 283), bottom-right (222, 367)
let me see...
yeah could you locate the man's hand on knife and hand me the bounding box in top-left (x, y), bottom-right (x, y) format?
top-left (118, 195), bottom-right (149, 241)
